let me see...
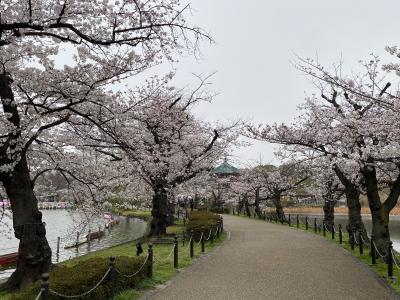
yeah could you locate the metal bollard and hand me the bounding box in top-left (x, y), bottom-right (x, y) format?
top-left (288, 214), bottom-right (291, 227)
top-left (41, 273), bottom-right (49, 300)
top-left (109, 256), bottom-right (116, 298)
top-left (314, 218), bottom-right (317, 233)
top-left (331, 223), bottom-right (335, 240)
top-left (174, 236), bottom-right (178, 269)
top-left (388, 241), bottom-right (393, 278)
top-left (201, 230), bottom-right (205, 253)
top-left (148, 244), bottom-right (153, 278)
top-left (339, 224), bottom-right (343, 244)
top-left (358, 230), bottom-right (363, 255)
top-left (190, 230), bottom-right (194, 258)
top-left (305, 216), bottom-right (308, 231)
top-left (296, 215), bottom-right (299, 229)
top-left (371, 234), bottom-right (376, 265)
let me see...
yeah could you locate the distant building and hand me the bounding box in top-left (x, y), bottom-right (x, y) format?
top-left (211, 158), bottom-right (240, 177)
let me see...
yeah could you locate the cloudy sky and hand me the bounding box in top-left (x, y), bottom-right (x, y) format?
top-left (151, 0), bottom-right (400, 167)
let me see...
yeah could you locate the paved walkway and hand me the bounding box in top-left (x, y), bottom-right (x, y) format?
top-left (143, 215), bottom-right (397, 300)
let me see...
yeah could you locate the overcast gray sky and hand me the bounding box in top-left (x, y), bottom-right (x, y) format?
top-left (151, 0), bottom-right (400, 167)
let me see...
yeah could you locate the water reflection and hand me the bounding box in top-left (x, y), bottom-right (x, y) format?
top-left (0, 210), bottom-right (148, 280)
top-left (296, 214), bottom-right (400, 252)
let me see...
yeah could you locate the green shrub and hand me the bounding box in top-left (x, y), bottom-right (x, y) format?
top-left (210, 207), bottom-right (230, 214)
top-left (186, 211), bottom-right (221, 240)
top-left (9, 256), bottom-right (149, 300)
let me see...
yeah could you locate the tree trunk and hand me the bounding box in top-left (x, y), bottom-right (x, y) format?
top-left (333, 165), bottom-right (367, 243)
top-left (166, 201), bottom-right (175, 226)
top-left (0, 74), bottom-right (51, 291)
top-left (238, 196), bottom-right (244, 214)
top-left (361, 166), bottom-right (400, 258)
top-left (150, 186), bottom-right (169, 236)
top-left (323, 199), bottom-right (335, 231)
top-left (254, 189), bottom-right (262, 218)
top-left (244, 195), bottom-right (251, 217)
top-left (273, 195), bottom-right (286, 222)
top-left (1, 155), bottom-right (52, 291)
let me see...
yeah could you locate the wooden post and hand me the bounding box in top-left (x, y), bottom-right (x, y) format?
top-left (331, 223), bottom-right (335, 240)
top-left (288, 214), bottom-right (291, 227)
top-left (296, 215), bottom-right (299, 229)
top-left (211, 226), bottom-right (214, 244)
top-left (305, 216), bottom-right (308, 230)
top-left (388, 241), bottom-right (393, 278)
top-left (76, 231), bottom-right (80, 246)
top-left (41, 273), bottom-right (49, 300)
top-left (323, 221), bottom-right (326, 237)
top-left (339, 224), bottom-right (343, 244)
top-left (217, 222), bottom-right (220, 239)
top-left (371, 234), bottom-right (376, 265)
top-left (148, 244), bottom-right (153, 278)
top-left (350, 230), bottom-right (355, 250)
top-left (174, 236), bottom-right (178, 269)
top-left (56, 237), bottom-right (60, 255)
top-left (109, 256), bottom-right (116, 298)
top-left (358, 230), bottom-right (363, 255)
top-left (190, 230), bottom-right (194, 258)
top-left (201, 230), bottom-right (205, 253)
top-left (314, 218), bottom-right (317, 233)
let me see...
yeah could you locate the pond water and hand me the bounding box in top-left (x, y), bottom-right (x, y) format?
top-left (295, 213), bottom-right (400, 252)
top-left (0, 210), bottom-right (148, 280)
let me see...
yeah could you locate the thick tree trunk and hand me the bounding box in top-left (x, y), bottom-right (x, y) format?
top-left (273, 195), bottom-right (286, 222)
top-left (150, 186), bottom-right (169, 236)
top-left (323, 199), bottom-right (335, 231)
top-left (1, 155), bottom-right (52, 291)
top-left (362, 166), bottom-right (400, 258)
top-left (345, 187), bottom-right (368, 243)
top-left (333, 165), bottom-right (367, 243)
top-left (166, 201), bottom-right (175, 226)
top-left (238, 196), bottom-right (244, 214)
top-left (0, 74), bottom-right (51, 291)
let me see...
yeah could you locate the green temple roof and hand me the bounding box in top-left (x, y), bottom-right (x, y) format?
top-left (211, 159), bottom-right (240, 176)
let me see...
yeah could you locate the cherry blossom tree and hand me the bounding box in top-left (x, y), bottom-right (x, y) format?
top-left (78, 76), bottom-right (239, 235)
top-left (248, 55), bottom-right (400, 255)
top-left (0, 0), bottom-right (210, 290)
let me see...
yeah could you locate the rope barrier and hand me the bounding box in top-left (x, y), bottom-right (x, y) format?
top-left (372, 241), bottom-right (386, 258)
top-left (360, 234), bottom-right (369, 246)
top-left (205, 229), bottom-right (212, 241)
top-left (391, 250), bottom-right (400, 270)
top-left (153, 244), bottom-right (175, 264)
top-left (115, 254), bottom-right (149, 278)
top-left (196, 232), bottom-right (204, 246)
top-left (34, 290), bottom-right (43, 300)
top-left (49, 267), bottom-right (111, 298)
top-left (353, 232), bottom-right (359, 245)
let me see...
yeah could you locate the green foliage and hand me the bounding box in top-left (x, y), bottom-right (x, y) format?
top-left (210, 207), bottom-right (230, 214)
top-left (120, 210), bottom-right (152, 220)
top-left (186, 211), bottom-right (221, 240)
top-left (8, 256), bottom-right (148, 300)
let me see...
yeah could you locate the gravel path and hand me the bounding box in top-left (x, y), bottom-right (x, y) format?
top-left (143, 215), bottom-right (398, 300)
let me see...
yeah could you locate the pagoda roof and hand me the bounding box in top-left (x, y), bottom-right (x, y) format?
top-left (211, 159), bottom-right (240, 176)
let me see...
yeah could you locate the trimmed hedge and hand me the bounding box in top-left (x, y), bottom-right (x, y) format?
top-left (10, 256), bottom-right (148, 300)
top-left (186, 211), bottom-right (221, 241)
